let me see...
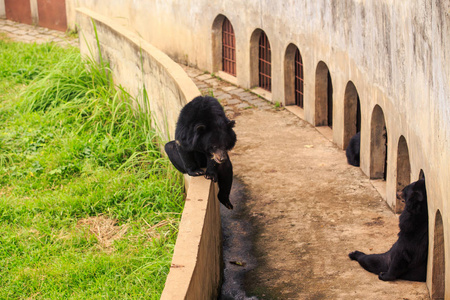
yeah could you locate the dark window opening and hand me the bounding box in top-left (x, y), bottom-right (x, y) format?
top-left (356, 96), bottom-right (361, 133)
top-left (295, 49), bottom-right (304, 108)
top-left (383, 127), bottom-right (388, 180)
top-left (222, 18), bottom-right (236, 76)
top-left (258, 32), bottom-right (271, 91)
top-left (327, 71), bottom-right (333, 127)
top-left (370, 105), bottom-right (387, 180)
top-left (432, 210), bottom-right (445, 299)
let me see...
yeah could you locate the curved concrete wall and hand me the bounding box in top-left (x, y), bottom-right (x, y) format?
top-left (76, 8), bottom-right (221, 299)
top-left (70, 1), bottom-right (449, 297)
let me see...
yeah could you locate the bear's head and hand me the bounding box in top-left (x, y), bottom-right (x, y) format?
top-left (401, 179), bottom-right (427, 214)
top-left (399, 179), bottom-right (428, 232)
top-left (193, 119), bottom-right (236, 164)
top-left (175, 96), bottom-right (237, 163)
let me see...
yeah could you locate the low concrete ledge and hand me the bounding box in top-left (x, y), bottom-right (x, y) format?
top-left (161, 177), bottom-right (222, 299)
top-left (76, 8), bottom-right (222, 299)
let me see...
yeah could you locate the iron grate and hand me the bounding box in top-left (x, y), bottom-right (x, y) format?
top-left (222, 18), bottom-right (236, 76)
top-left (258, 32), bottom-right (271, 91)
top-left (295, 48), bottom-right (304, 108)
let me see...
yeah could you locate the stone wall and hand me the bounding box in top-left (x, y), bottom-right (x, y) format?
top-left (0, 1), bottom-right (4, 18)
top-left (76, 8), bottom-right (221, 299)
top-left (70, 1), bottom-right (449, 297)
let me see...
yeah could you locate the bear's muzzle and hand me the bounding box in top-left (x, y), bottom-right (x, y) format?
top-left (211, 150), bottom-right (228, 164)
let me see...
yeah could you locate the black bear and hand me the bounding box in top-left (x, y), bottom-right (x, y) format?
top-left (349, 179), bottom-right (428, 282)
top-left (346, 132), bottom-right (360, 167)
top-left (164, 96), bottom-right (236, 209)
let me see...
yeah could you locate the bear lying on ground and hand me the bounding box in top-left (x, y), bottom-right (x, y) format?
top-left (346, 132), bottom-right (360, 167)
top-left (348, 179), bottom-right (428, 282)
top-left (164, 96), bottom-right (236, 209)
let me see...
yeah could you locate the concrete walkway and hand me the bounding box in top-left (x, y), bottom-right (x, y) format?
top-left (0, 18), bottom-right (430, 299)
top-left (0, 18), bottom-right (77, 47)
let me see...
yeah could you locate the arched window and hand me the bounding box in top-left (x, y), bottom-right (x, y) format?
top-left (258, 32), bottom-right (271, 91)
top-left (222, 18), bottom-right (236, 76)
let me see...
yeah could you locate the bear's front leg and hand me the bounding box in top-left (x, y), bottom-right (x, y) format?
top-left (205, 156), bottom-right (219, 182)
top-left (217, 159), bottom-right (233, 209)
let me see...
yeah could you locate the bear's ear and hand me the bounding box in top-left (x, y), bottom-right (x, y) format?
top-left (194, 124), bottom-right (206, 132)
top-left (227, 120), bottom-right (236, 128)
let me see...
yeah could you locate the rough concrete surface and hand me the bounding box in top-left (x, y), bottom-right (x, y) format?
top-left (181, 65), bottom-right (430, 299)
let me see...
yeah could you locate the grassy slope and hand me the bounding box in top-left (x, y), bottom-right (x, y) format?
top-left (0, 35), bottom-right (184, 299)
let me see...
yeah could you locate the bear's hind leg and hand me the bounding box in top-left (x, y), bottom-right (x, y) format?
top-left (399, 263), bottom-right (427, 282)
top-left (165, 141), bottom-right (188, 173)
top-left (349, 251), bottom-right (389, 276)
top-left (349, 251), bottom-right (365, 261)
top-left (175, 142), bottom-right (205, 176)
top-left (378, 252), bottom-right (410, 281)
top-left (165, 141), bottom-right (205, 176)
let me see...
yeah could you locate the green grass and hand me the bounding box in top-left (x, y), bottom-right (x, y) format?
top-left (0, 37), bottom-right (184, 299)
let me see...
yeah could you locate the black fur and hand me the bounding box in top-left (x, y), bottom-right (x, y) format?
top-left (164, 96), bottom-right (236, 209)
top-left (349, 179), bottom-right (428, 281)
top-left (346, 132), bottom-right (360, 167)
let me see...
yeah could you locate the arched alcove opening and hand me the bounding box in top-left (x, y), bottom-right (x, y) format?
top-left (432, 210), bottom-right (446, 299)
top-left (343, 81), bottom-right (361, 149)
top-left (395, 136), bottom-right (410, 213)
top-left (212, 15), bottom-right (237, 76)
top-left (284, 44), bottom-right (304, 107)
top-left (370, 105), bottom-right (388, 180)
top-left (315, 61), bottom-right (333, 127)
top-left (211, 14), bottom-right (226, 73)
top-left (250, 29), bottom-right (271, 91)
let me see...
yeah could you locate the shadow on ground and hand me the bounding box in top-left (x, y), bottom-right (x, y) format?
top-left (220, 177), bottom-right (260, 300)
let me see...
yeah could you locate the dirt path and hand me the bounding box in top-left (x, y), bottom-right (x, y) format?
top-left (228, 108), bottom-right (428, 299)
top-left (181, 66), bottom-right (430, 299)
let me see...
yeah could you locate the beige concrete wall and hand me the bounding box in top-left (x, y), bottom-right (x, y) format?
top-left (0, 0), bottom-right (5, 19)
top-left (29, 0), bottom-right (38, 25)
top-left (76, 7), bottom-right (199, 140)
top-left (161, 177), bottom-right (222, 300)
top-left (71, 1), bottom-right (450, 297)
top-left (76, 9), bottom-right (222, 299)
